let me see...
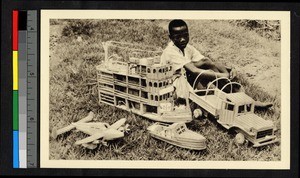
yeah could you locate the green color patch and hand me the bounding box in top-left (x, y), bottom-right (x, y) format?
top-left (13, 90), bottom-right (18, 130)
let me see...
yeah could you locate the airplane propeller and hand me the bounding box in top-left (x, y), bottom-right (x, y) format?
top-left (118, 124), bottom-right (130, 133)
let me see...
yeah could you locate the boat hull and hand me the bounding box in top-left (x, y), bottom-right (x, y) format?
top-left (150, 133), bottom-right (206, 150)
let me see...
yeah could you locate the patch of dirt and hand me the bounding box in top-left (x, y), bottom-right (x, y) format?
top-left (240, 57), bottom-right (280, 97)
top-left (219, 55), bottom-right (281, 97)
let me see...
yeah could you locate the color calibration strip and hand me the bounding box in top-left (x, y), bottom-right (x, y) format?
top-left (13, 10), bottom-right (19, 168)
top-left (13, 10), bottom-right (38, 168)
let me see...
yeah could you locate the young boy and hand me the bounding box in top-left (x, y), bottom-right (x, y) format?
top-left (160, 19), bottom-right (272, 109)
top-left (160, 19), bottom-right (236, 90)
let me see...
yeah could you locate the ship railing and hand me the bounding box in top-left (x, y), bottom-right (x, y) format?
top-left (102, 41), bottom-right (162, 64)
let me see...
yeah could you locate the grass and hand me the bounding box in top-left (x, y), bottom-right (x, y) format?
top-left (49, 19), bottom-right (281, 161)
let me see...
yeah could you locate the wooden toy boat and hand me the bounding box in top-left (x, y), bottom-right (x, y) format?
top-left (147, 122), bottom-right (206, 150)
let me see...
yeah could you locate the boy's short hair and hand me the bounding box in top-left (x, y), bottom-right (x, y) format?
top-left (168, 19), bottom-right (188, 34)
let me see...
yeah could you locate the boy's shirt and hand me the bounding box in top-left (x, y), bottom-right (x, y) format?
top-left (160, 41), bottom-right (204, 97)
top-left (160, 41), bottom-right (205, 72)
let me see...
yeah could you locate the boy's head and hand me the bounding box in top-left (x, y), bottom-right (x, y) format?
top-left (168, 19), bottom-right (189, 50)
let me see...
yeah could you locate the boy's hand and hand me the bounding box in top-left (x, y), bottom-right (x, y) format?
top-left (229, 68), bottom-right (237, 80)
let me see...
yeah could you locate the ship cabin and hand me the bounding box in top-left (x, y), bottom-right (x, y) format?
top-left (97, 42), bottom-right (192, 123)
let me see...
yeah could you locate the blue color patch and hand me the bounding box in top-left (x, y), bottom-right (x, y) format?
top-left (13, 131), bottom-right (19, 168)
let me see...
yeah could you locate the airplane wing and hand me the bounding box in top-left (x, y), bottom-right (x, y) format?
top-left (75, 132), bottom-right (104, 145)
top-left (51, 111), bottom-right (94, 139)
top-left (110, 118), bottom-right (126, 130)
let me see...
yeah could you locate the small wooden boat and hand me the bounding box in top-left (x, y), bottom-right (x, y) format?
top-left (147, 122), bottom-right (206, 150)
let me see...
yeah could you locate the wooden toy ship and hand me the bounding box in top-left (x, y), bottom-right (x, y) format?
top-left (147, 122), bottom-right (206, 150)
top-left (96, 41), bottom-right (192, 123)
top-left (189, 75), bottom-right (279, 147)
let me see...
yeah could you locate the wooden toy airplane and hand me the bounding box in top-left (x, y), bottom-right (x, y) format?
top-left (73, 118), bottom-right (129, 149)
top-left (51, 112), bottom-right (129, 149)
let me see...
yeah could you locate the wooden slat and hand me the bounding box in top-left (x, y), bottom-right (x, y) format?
top-left (98, 87), bottom-right (114, 93)
top-left (98, 78), bottom-right (114, 83)
top-left (100, 97), bottom-right (115, 104)
top-left (99, 89), bottom-right (114, 96)
top-left (114, 80), bottom-right (127, 86)
top-left (98, 87), bottom-right (113, 91)
top-left (98, 82), bottom-right (114, 87)
top-left (100, 99), bottom-right (114, 106)
top-left (100, 94), bottom-right (114, 100)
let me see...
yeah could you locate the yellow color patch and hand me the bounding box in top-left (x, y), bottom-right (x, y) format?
top-left (13, 51), bottom-right (18, 90)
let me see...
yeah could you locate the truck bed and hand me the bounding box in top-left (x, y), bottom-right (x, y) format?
top-left (189, 92), bottom-right (221, 116)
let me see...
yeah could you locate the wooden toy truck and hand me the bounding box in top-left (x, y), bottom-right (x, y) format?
top-left (189, 74), bottom-right (279, 147)
top-left (96, 41), bottom-right (192, 123)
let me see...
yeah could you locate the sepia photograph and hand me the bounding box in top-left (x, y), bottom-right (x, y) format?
top-left (40, 10), bottom-right (290, 169)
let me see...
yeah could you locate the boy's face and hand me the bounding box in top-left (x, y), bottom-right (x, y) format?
top-left (169, 25), bottom-right (189, 50)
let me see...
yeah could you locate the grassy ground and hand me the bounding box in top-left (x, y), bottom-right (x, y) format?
top-left (49, 19), bottom-right (281, 161)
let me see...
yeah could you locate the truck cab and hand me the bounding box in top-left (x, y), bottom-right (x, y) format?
top-left (218, 91), bottom-right (278, 147)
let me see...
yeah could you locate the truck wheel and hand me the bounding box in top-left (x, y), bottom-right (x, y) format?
top-left (193, 109), bottom-right (202, 119)
top-left (235, 133), bottom-right (245, 145)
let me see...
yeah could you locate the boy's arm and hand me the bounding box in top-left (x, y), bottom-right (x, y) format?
top-left (188, 45), bottom-right (236, 79)
top-left (184, 62), bottom-right (229, 80)
top-left (192, 57), bottom-right (237, 79)
top-left (193, 57), bottom-right (215, 68)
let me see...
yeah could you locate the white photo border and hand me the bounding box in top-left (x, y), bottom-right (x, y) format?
top-left (40, 10), bottom-right (290, 169)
